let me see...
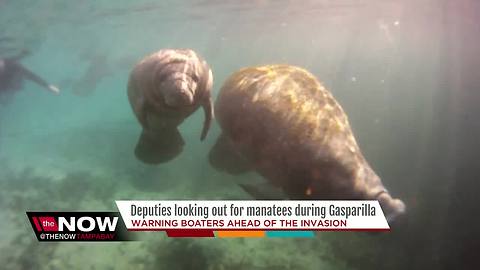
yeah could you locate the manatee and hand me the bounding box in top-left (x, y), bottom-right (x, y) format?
top-left (72, 53), bottom-right (111, 97)
top-left (128, 49), bottom-right (214, 164)
top-left (0, 50), bottom-right (60, 103)
top-left (71, 50), bottom-right (136, 97)
top-left (209, 65), bottom-right (405, 223)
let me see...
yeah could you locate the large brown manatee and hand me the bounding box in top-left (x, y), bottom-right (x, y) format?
top-left (209, 65), bottom-right (405, 223)
top-left (128, 49), bottom-right (213, 164)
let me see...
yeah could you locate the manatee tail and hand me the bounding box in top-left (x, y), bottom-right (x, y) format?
top-left (134, 128), bottom-right (184, 164)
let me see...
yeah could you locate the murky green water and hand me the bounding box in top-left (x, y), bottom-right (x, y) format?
top-left (1, 1), bottom-right (479, 269)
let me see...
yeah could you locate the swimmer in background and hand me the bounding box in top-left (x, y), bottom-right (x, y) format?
top-left (0, 50), bottom-right (60, 104)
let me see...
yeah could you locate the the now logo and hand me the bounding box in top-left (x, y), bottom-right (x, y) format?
top-left (58, 216), bottom-right (118, 232)
top-left (26, 212), bottom-right (132, 242)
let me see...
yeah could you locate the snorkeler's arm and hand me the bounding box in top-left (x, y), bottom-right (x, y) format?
top-left (15, 63), bottom-right (60, 94)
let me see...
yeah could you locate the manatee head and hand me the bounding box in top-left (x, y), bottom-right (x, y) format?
top-left (160, 71), bottom-right (196, 107)
top-left (355, 162), bottom-right (406, 224)
top-left (376, 191), bottom-right (406, 224)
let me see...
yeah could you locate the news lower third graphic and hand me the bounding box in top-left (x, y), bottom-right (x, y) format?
top-left (27, 201), bottom-right (390, 240)
top-left (26, 212), bottom-right (133, 241)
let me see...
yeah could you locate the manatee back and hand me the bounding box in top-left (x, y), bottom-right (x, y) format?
top-left (216, 65), bottom-right (371, 198)
top-left (217, 65), bottom-right (359, 161)
top-left (214, 65), bottom-right (406, 222)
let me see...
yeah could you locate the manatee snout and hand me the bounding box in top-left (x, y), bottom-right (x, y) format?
top-left (376, 192), bottom-right (406, 225)
top-left (161, 76), bottom-right (195, 107)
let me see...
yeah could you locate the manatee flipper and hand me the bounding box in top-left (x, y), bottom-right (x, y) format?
top-left (199, 66), bottom-right (214, 141)
top-left (239, 183), bottom-right (287, 200)
top-left (200, 94), bottom-right (213, 141)
top-left (209, 133), bottom-right (252, 174)
top-left (135, 128), bottom-right (184, 164)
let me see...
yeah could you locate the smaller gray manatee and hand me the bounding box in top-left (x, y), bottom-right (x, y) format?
top-left (128, 49), bottom-right (214, 164)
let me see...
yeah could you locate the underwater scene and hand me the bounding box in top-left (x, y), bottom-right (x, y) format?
top-left (1, 0), bottom-right (479, 269)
